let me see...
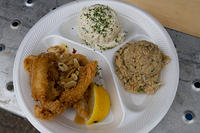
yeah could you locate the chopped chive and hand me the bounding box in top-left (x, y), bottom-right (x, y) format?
top-left (151, 68), bottom-right (155, 72)
top-left (137, 88), bottom-right (144, 92)
top-left (154, 81), bottom-right (159, 84)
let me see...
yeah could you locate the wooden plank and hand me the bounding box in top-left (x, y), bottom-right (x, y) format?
top-left (123, 0), bottom-right (200, 37)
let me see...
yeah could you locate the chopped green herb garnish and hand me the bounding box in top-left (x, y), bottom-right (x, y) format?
top-left (137, 88), bottom-right (144, 92)
top-left (82, 27), bottom-right (88, 33)
top-left (95, 71), bottom-right (100, 76)
top-left (83, 40), bottom-right (89, 46)
top-left (95, 83), bottom-right (103, 87)
top-left (154, 81), bottom-right (159, 84)
top-left (95, 65), bottom-right (102, 76)
top-left (103, 33), bottom-right (107, 38)
top-left (84, 5), bottom-right (113, 36)
top-left (83, 13), bottom-right (90, 19)
top-left (97, 65), bottom-right (102, 70)
top-left (151, 68), bottom-right (155, 72)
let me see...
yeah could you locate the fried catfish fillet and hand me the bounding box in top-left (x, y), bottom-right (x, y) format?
top-left (24, 43), bottom-right (97, 120)
top-left (34, 61), bottom-right (97, 120)
top-left (73, 89), bottom-right (90, 119)
top-left (24, 53), bottom-right (59, 102)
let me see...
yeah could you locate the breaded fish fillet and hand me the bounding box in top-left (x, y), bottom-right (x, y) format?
top-left (24, 43), bottom-right (98, 120)
top-left (34, 61), bottom-right (97, 120)
top-left (24, 53), bottom-right (58, 102)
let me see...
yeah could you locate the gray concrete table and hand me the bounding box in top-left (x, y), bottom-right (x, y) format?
top-left (0, 0), bottom-right (199, 133)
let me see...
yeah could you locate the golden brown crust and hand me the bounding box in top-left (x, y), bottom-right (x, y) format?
top-left (24, 44), bottom-right (97, 120)
top-left (34, 61), bottom-right (97, 120)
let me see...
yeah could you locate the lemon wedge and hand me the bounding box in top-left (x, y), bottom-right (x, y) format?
top-left (87, 83), bottom-right (110, 125)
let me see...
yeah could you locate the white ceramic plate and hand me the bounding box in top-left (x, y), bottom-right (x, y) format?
top-left (13, 1), bottom-right (179, 133)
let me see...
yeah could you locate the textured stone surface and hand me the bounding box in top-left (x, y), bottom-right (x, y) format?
top-left (0, 0), bottom-right (200, 133)
top-left (0, 108), bottom-right (39, 133)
